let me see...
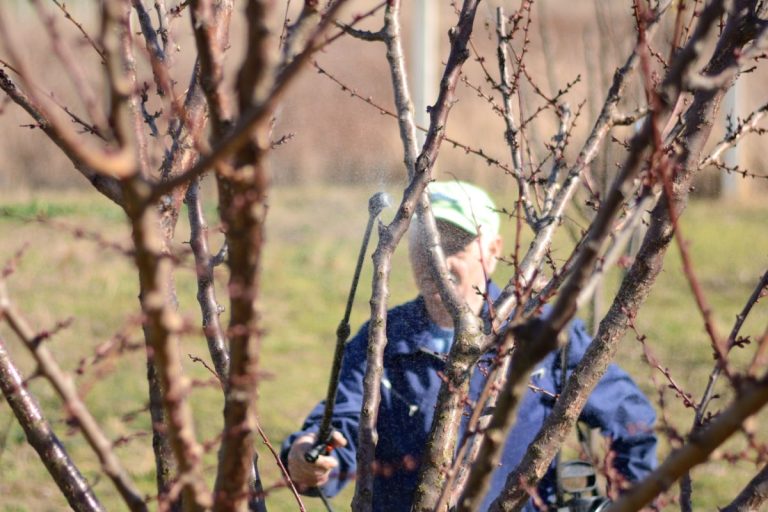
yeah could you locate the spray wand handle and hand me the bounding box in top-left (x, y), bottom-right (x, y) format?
top-left (305, 192), bottom-right (390, 464)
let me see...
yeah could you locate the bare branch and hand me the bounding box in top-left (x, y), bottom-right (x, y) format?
top-left (118, 2), bottom-right (153, 178)
top-left (541, 104), bottom-right (573, 217)
top-left (186, 177), bottom-right (230, 382)
top-left (685, 18), bottom-right (768, 91)
top-left (700, 101), bottom-right (768, 167)
top-left (496, 6), bottom-right (538, 227)
top-left (134, 0), bottom-right (167, 64)
top-left (0, 69), bottom-right (124, 206)
top-left (31, 0), bottom-right (111, 138)
top-left (313, 61), bottom-right (515, 175)
top-left (631, 318), bottom-right (697, 409)
top-left (609, 375), bottom-right (768, 511)
top-left (389, 1), bottom-right (486, 509)
top-left (280, 0), bottom-right (321, 64)
top-left (722, 463), bottom-right (768, 512)
top-left (237, 0), bottom-right (274, 115)
top-left (486, 1), bottom-right (762, 507)
top-left (211, 242), bottom-right (229, 267)
top-left (209, 0), bottom-right (273, 507)
top-left (190, 0), bottom-right (235, 138)
top-left (747, 324), bottom-right (768, 377)
top-left (154, 0), bottom-right (174, 56)
top-left (697, 269), bottom-right (768, 417)
top-left (148, 0), bottom-right (350, 203)
top-left (133, 0), bottom-right (171, 97)
top-left (0, 335), bottom-right (105, 512)
top-left (100, 0), bottom-right (141, 171)
top-left (490, 34), bottom-right (647, 328)
top-left (50, 0), bottom-right (106, 62)
top-left (336, 23), bottom-right (384, 41)
top-left (0, 284), bottom-right (148, 511)
top-left (255, 420), bottom-right (307, 511)
top-left (124, 188), bottom-right (212, 511)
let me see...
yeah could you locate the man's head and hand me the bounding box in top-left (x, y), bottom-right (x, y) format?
top-left (409, 181), bottom-right (503, 327)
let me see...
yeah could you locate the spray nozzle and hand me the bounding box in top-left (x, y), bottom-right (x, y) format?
top-left (368, 192), bottom-right (391, 217)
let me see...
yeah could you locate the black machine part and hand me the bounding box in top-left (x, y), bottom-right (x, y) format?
top-left (554, 330), bottom-right (610, 512)
top-left (555, 460), bottom-right (611, 512)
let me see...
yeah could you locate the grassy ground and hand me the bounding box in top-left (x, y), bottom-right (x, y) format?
top-left (0, 184), bottom-right (766, 511)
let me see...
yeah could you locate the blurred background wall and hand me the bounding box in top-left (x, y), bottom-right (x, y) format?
top-left (0, 0), bottom-right (764, 198)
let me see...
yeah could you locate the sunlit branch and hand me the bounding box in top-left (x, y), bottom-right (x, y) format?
top-left (186, 177), bottom-right (230, 382)
top-left (496, 6), bottom-right (538, 228)
top-left (124, 189), bottom-right (212, 511)
top-left (100, 0), bottom-right (139, 170)
top-left (343, 2), bottom-right (484, 510)
top-left (154, 0), bottom-right (174, 56)
top-left (406, 2), bottom-right (486, 510)
top-left (0, 335), bottom-right (105, 512)
top-left (541, 104), bottom-right (572, 217)
top-left (119, 2), bottom-right (153, 178)
top-left (700, 101), bottom-right (768, 168)
top-left (0, 284), bottom-right (148, 511)
top-left (190, 0), bottom-right (235, 138)
top-left (281, 0), bottom-right (322, 62)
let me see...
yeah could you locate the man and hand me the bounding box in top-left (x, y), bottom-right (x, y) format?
top-left (281, 181), bottom-right (657, 510)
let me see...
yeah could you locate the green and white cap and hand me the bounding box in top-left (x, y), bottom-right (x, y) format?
top-left (427, 181), bottom-right (500, 237)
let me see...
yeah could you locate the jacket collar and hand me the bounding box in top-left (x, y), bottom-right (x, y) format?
top-left (388, 282), bottom-right (502, 356)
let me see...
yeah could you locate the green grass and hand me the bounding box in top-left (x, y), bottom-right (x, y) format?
top-left (0, 185), bottom-right (766, 511)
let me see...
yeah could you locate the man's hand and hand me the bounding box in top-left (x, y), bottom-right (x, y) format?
top-left (287, 431), bottom-right (347, 490)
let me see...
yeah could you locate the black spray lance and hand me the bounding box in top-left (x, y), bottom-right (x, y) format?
top-left (304, 191), bottom-right (391, 464)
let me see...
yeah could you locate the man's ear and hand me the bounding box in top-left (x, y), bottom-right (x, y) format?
top-left (484, 234), bottom-right (503, 275)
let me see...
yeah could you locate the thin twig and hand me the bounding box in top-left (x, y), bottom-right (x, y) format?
top-left (697, 270), bottom-right (768, 420)
top-left (50, 0), bottom-right (106, 62)
top-left (496, 6), bottom-right (538, 227)
top-left (255, 421), bottom-right (306, 512)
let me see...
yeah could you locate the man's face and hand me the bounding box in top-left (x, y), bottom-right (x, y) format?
top-left (409, 220), bottom-right (502, 328)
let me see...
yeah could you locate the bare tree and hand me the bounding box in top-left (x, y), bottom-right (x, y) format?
top-left (0, 0), bottom-right (767, 511)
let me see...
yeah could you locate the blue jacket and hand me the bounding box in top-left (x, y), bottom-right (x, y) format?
top-left (281, 287), bottom-right (657, 511)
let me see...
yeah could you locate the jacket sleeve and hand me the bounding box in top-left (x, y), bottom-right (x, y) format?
top-left (565, 319), bottom-right (658, 483)
top-left (280, 324), bottom-right (369, 497)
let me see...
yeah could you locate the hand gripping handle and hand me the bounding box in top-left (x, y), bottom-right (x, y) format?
top-left (304, 438), bottom-right (334, 463)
